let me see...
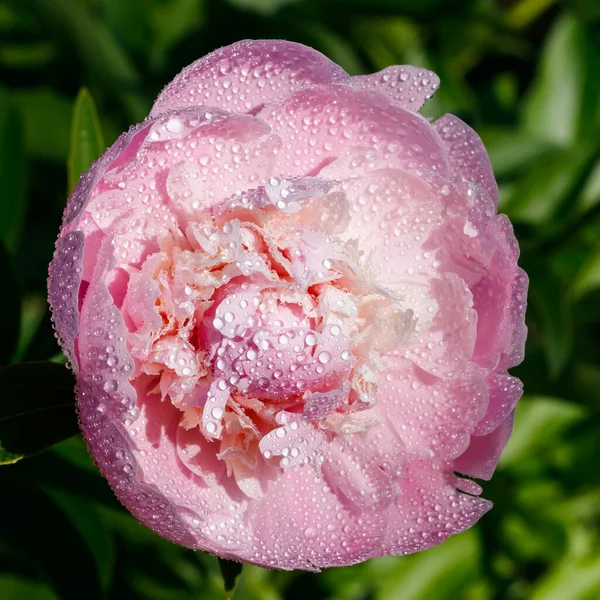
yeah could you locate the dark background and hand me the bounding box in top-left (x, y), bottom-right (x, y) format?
top-left (1, 0), bottom-right (600, 598)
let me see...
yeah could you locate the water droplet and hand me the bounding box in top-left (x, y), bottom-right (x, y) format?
top-left (104, 379), bottom-right (118, 393)
top-left (318, 351), bottom-right (331, 364)
top-left (166, 118), bottom-right (184, 133)
top-left (305, 333), bottom-right (317, 346)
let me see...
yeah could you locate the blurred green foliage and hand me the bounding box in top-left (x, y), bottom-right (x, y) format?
top-left (1, 0), bottom-right (600, 598)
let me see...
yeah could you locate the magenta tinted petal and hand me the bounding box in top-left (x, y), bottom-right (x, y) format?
top-left (435, 113), bottom-right (498, 205)
top-left (151, 40), bottom-right (349, 117)
top-left (47, 231), bottom-right (85, 370)
top-left (474, 373), bottom-right (522, 436)
top-left (352, 65), bottom-right (440, 112)
top-left (454, 412), bottom-right (515, 480)
top-left (382, 461), bottom-right (491, 555)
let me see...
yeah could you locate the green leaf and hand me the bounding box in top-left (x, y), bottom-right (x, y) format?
top-left (32, 0), bottom-right (140, 88)
top-left (68, 88), bottom-right (105, 193)
top-left (0, 576), bottom-right (59, 600)
top-left (502, 144), bottom-right (598, 225)
top-left (100, 0), bottom-right (153, 57)
top-left (11, 294), bottom-right (45, 363)
top-left (0, 240), bottom-right (21, 365)
top-left (500, 395), bottom-right (587, 468)
top-left (150, 0), bottom-right (204, 64)
top-left (12, 88), bottom-right (72, 163)
top-left (43, 488), bottom-right (116, 592)
top-left (531, 555), bottom-right (600, 600)
top-left (376, 530), bottom-right (480, 600)
top-left (0, 41), bottom-right (55, 69)
top-left (573, 244), bottom-right (600, 299)
top-left (522, 14), bottom-right (597, 145)
top-left (578, 157), bottom-right (600, 215)
top-left (507, 0), bottom-right (557, 29)
top-left (0, 89), bottom-right (27, 251)
top-left (525, 261), bottom-right (574, 377)
top-left (478, 127), bottom-right (552, 179)
top-left (0, 361), bottom-right (77, 465)
top-left (32, 0), bottom-right (147, 121)
top-left (218, 558), bottom-right (243, 599)
top-left (0, 479), bottom-right (106, 600)
top-left (225, 0), bottom-right (298, 17)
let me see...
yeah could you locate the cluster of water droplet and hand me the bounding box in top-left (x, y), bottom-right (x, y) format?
top-left (48, 231), bottom-right (85, 370)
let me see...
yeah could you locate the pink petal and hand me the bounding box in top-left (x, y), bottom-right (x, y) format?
top-left (474, 372), bottom-right (523, 436)
top-left (435, 114), bottom-right (498, 205)
top-left (352, 65), bottom-right (440, 112)
top-left (77, 263), bottom-right (197, 547)
top-left (258, 419), bottom-right (324, 469)
top-left (61, 120), bottom-right (153, 229)
top-left (247, 465), bottom-right (387, 569)
top-left (176, 418), bottom-right (228, 484)
top-left (403, 272), bottom-right (478, 378)
top-left (340, 169), bottom-right (443, 290)
top-left (471, 216), bottom-right (528, 371)
top-left (304, 382), bottom-right (350, 421)
top-left (500, 266), bottom-right (529, 370)
top-left (322, 424), bottom-right (405, 511)
top-left (382, 460), bottom-right (491, 555)
top-left (151, 40), bottom-right (349, 117)
top-left (261, 84), bottom-right (448, 177)
top-left (453, 411), bottom-right (515, 480)
top-left (47, 231), bottom-right (85, 370)
top-left (381, 360), bottom-right (488, 460)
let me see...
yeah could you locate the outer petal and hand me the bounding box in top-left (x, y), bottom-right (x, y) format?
top-left (382, 461), bottom-right (491, 555)
top-left (151, 40), bottom-right (349, 117)
top-left (340, 168), bottom-right (443, 288)
top-left (247, 466), bottom-right (388, 570)
top-left (435, 114), bottom-right (498, 205)
top-left (352, 65), bottom-right (440, 112)
top-left (474, 372), bottom-right (522, 436)
top-left (261, 84), bottom-right (448, 177)
top-left (453, 412), bottom-right (515, 480)
top-left (381, 360), bottom-right (488, 460)
top-left (48, 120), bottom-right (157, 363)
top-left (61, 121), bottom-right (152, 230)
top-left (471, 216), bottom-right (528, 371)
top-left (77, 254), bottom-right (197, 547)
top-left (47, 231), bottom-right (85, 370)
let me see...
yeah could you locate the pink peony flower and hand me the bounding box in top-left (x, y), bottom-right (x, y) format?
top-left (48, 40), bottom-right (527, 570)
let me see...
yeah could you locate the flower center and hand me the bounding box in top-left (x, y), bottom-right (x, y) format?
top-left (123, 174), bottom-right (415, 492)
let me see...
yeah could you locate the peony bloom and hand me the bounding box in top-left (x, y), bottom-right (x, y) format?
top-left (48, 40), bottom-right (527, 570)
